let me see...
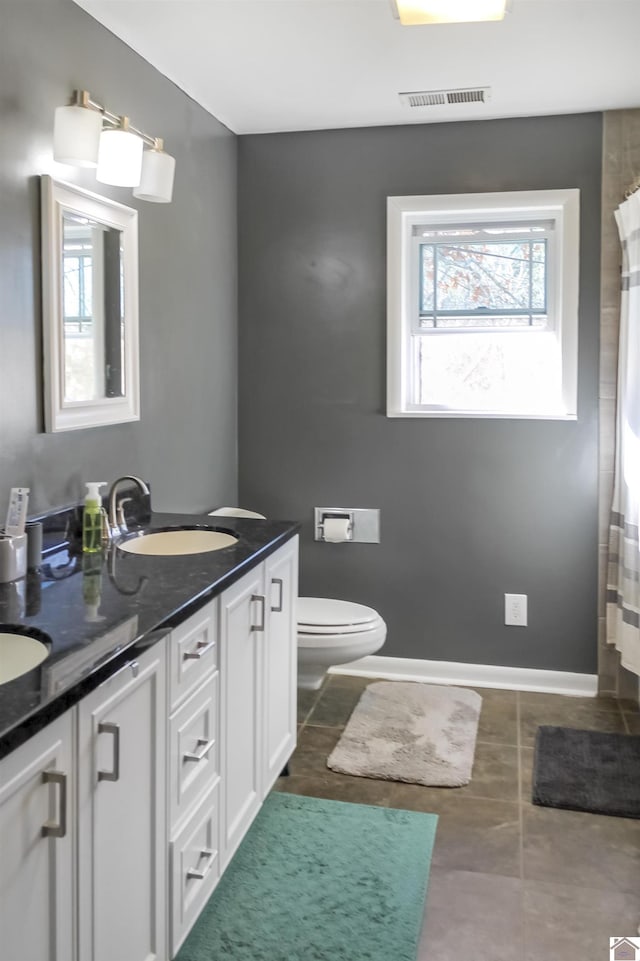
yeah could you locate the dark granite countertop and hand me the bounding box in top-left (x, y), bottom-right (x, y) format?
top-left (0, 511), bottom-right (299, 758)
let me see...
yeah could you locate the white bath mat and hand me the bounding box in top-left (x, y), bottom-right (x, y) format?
top-left (327, 681), bottom-right (482, 787)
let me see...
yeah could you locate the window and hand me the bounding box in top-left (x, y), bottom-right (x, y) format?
top-left (387, 190), bottom-right (580, 419)
top-left (63, 243), bottom-right (93, 334)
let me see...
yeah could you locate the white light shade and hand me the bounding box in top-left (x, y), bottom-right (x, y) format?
top-left (133, 147), bottom-right (176, 203)
top-left (394, 0), bottom-right (507, 24)
top-left (53, 104), bottom-right (103, 167)
top-left (96, 127), bottom-right (144, 187)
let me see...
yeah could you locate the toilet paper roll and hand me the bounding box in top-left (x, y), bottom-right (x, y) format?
top-left (323, 518), bottom-right (351, 543)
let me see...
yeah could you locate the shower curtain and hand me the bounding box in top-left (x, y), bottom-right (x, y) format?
top-left (606, 189), bottom-right (640, 678)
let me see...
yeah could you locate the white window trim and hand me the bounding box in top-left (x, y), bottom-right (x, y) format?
top-left (386, 189), bottom-right (580, 419)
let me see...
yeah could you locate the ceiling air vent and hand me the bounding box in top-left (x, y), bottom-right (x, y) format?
top-left (399, 87), bottom-right (491, 108)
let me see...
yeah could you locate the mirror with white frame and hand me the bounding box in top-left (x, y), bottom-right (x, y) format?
top-left (41, 176), bottom-right (140, 432)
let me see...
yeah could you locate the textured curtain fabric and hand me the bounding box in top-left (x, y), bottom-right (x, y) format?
top-left (607, 190), bottom-right (640, 677)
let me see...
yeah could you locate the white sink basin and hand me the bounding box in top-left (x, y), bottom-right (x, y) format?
top-left (118, 528), bottom-right (238, 556)
top-left (0, 632), bottom-right (50, 685)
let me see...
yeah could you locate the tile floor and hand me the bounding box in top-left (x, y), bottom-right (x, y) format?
top-left (274, 674), bottom-right (640, 961)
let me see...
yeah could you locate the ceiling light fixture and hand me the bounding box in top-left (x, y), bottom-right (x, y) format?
top-left (391, 0), bottom-right (508, 25)
top-left (53, 90), bottom-right (176, 203)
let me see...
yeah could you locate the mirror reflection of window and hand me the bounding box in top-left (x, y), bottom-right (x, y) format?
top-left (62, 213), bottom-right (125, 403)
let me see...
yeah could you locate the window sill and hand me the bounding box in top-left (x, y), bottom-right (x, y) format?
top-left (386, 408), bottom-right (578, 420)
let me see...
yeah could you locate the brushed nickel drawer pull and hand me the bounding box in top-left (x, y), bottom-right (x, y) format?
top-left (186, 848), bottom-right (215, 881)
top-left (271, 578), bottom-right (284, 613)
top-left (183, 737), bottom-right (215, 762)
top-left (183, 639), bottom-right (216, 661)
top-left (251, 594), bottom-right (265, 632)
top-left (97, 722), bottom-right (120, 782)
top-left (41, 770), bottom-right (67, 838)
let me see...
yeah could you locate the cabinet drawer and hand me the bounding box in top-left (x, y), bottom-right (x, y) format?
top-left (170, 781), bottom-right (220, 956)
top-left (169, 672), bottom-right (219, 832)
top-left (169, 599), bottom-right (218, 711)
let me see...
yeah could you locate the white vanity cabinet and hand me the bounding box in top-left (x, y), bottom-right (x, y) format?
top-left (168, 534), bottom-right (298, 954)
top-left (263, 537), bottom-right (298, 794)
top-left (77, 640), bottom-right (167, 961)
top-left (0, 644), bottom-right (166, 961)
top-left (220, 535), bottom-right (298, 870)
top-left (0, 533), bottom-right (298, 961)
top-left (167, 601), bottom-right (221, 956)
top-left (219, 562), bottom-right (265, 865)
top-left (0, 711), bottom-right (75, 961)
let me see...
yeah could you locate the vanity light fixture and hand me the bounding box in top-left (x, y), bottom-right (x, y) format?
top-left (133, 139), bottom-right (176, 204)
top-left (53, 90), bottom-right (103, 167)
top-left (96, 116), bottom-right (144, 188)
top-left (391, 0), bottom-right (509, 24)
top-left (53, 90), bottom-right (176, 203)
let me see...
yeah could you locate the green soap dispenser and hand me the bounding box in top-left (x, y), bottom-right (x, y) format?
top-left (82, 552), bottom-right (105, 622)
top-left (83, 482), bottom-right (106, 553)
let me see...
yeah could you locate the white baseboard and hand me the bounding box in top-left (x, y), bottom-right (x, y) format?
top-left (329, 655), bottom-right (598, 697)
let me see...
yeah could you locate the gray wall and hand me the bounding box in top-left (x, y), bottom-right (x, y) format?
top-left (238, 114), bottom-right (602, 674)
top-left (0, 0), bottom-right (237, 515)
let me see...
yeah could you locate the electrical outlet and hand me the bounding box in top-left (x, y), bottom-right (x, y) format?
top-left (505, 593), bottom-right (528, 627)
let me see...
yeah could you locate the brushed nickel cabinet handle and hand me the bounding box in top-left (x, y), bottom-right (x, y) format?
top-left (186, 848), bottom-right (215, 880)
top-left (41, 770), bottom-right (67, 838)
top-left (271, 578), bottom-right (284, 613)
top-left (251, 594), bottom-right (265, 632)
top-left (183, 737), bottom-right (215, 762)
top-left (183, 639), bottom-right (216, 661)
top-left (98, 722), bottom-right (120, 782)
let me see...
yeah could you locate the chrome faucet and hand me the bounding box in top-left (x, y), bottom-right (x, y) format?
top-left (108, 476), bottom-right (150, 538)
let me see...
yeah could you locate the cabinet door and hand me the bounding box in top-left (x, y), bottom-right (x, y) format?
top-left (263, 536), bottom-right (298, 794)
top-left (0, 712), bottom-right (74, 961)
top-left (77, 641), bottom-right (166, 961)
top-left (219, 565), bottom-right (264, 868)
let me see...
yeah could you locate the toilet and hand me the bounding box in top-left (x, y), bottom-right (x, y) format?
top-left (209, 508), bottom-right (386, 689)
top-left (297, 597), bottom-right (386, 690)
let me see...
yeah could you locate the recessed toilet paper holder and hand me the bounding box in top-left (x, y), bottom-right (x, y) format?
top-left (314, 508), bottom-right (380, 544)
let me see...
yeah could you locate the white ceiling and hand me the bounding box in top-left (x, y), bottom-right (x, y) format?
top-left (73, 0), bottom-right (640, 135)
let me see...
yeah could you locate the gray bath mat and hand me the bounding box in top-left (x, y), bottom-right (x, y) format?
top-left (532, 726), bottom-right (640, 819)
top-left (327, 681), bottom-right (482, 787)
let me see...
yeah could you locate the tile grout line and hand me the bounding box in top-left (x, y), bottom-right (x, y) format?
top-left (516, 691), bottom-right (525, 884)
top-left (516, 692), bottom-right (529, 961)
top-left (491, 690), bottom-right (526, 953)
top-left (619, 700), bottom-right (631, 734)
top-left (297, 682), bottom-right (329, 735)
top-left (474, 737), bottom-right (520, 747)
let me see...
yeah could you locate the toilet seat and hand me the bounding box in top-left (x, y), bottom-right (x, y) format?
top-left (297, 597), bottom-right (381, 635)
top-left (297, 597), bottom-right (387, 689)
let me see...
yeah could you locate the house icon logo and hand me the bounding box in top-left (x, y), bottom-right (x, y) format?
top-left (611, 938), bottom-right (640, 960)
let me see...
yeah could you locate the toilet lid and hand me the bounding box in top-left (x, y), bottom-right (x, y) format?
top-left (297, 597), bottom-right (381, 635)
top-left (208, 507), bottom-right (266, 519)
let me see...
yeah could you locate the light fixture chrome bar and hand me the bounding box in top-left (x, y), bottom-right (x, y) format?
top-left (72, 89), bottom-right (160, 149)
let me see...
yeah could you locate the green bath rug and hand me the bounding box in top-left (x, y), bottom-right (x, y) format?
top-left (175, 792), bottom-right (438, 961)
